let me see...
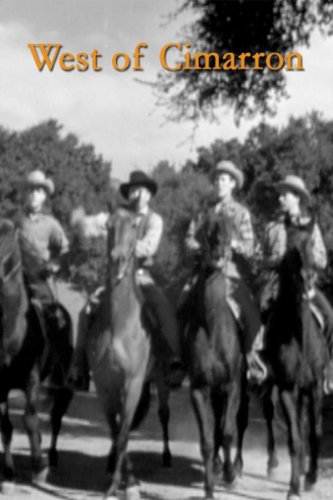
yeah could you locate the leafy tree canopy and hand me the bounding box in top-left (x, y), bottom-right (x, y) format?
top-left (157, 0), bottom-right (333, 121)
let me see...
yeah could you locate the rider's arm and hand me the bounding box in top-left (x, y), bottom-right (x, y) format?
top-left (49, 218), bottom-right (69, 256)
top-left (311, 223), bottom-right (327, 270)
top-left (135, 212), bottom-right (163, 258)
top-left (185, 217), bottom-right (203, 252)
top-left (231, 207), bottom-right (254, 259)
top-left (262, 221), bottom-right (287, 269)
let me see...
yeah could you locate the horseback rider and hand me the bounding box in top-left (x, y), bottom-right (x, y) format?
top-left (18, 170), bottom-right (69, 332)
top-left (249, 174), bottom-right (333, 391)
top-left (181, 160), bottom-right (263, 367)
top-left (71, 170), bottom-right (184, 390)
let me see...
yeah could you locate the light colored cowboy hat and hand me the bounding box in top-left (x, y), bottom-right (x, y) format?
top-left (120, 170), bottom-right (158, 199)
top-left (276, 175), bottom-right (311, 204)
top-left (215, 160), bottom-right (244, 190)
top-left (23, 170), bottom-right (55, 195)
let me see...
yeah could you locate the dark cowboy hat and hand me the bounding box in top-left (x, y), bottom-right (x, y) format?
top-left (215, 160), bottom-right (244, 190)
top-left (120, 170), bottom-right (158, 199)
top-left (276, 175), bottom-right (311, 205)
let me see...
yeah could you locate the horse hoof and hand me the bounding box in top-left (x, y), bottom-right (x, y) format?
top-left (32, 466), bottom-right (49, 485)
top-left (304, 478), bottom-right (315, 492)
top-left (267, 465), bottom-right (278, 479)
top-left (233, 459), bottom-right (243, 477)
top-left (125, 485), bottom-right (141, 500)
top-left (222, 475), bottom-right (237, 490)
top-left (1, 481), bottom-right (15, 495)
top-left (48, 448), bottom-right (58, 468)
top-left (162, 452), bottom-right (172, 468)
top-left (287, 493), bottom-right (300, 500)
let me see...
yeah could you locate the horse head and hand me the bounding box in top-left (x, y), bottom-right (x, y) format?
top-left (199, 211), bottom-right (233, 273)
top-left (279, 218), bottom-right (316, 297)
top-left (107, 208), bottom-right (137, 284)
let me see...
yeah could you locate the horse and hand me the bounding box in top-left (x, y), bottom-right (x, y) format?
top-left (0, 219), bottom-right (73, 490)
top-left (183, 212), bottom-right (249, 500)
top-left (85, 207), bottom-right (172, 500)
top-left (263, 221), bottom-right (326, 500)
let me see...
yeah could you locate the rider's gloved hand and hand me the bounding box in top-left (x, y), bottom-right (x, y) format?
top-left (46, 261), bottom-right (61, 275)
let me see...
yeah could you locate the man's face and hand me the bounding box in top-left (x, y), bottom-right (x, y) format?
top-left (279, 189), bottom-right (301, 215)
top-left (26, 186), bottom-right (47, 213)
top-left (128, 185), bottom-right (152, 211)
top-left (214, 172), bottom-right (236, 200)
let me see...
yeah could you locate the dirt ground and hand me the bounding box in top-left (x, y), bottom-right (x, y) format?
top-left (2, 385), bottom-right (333, 500)
top-left (2, 282), bottom-right (333, 500)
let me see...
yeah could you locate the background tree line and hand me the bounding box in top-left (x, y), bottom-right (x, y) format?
top-left (1, 112), bottom-right (333, 300)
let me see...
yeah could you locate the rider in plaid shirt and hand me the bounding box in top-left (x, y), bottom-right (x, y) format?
top-left (183, 160), bottom-right (262, 362)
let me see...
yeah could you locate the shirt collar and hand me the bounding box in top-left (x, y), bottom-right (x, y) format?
top-left (136, 205), bottom-right (149, 217)
top-left (215, 198), bottom-right (235, 213)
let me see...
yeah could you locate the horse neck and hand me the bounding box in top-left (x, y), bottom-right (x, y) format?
top-left (277, 267), bottom-right (304, 344)
top-left (107, 262), bottom-right (142, 335)
top-left (1, 268), bottom-right (28, 359)
top-left (202, 271), bottom-right (235, 347)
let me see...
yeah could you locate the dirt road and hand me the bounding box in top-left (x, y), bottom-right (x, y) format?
top-left (3, 385), bottom-right (333, 500)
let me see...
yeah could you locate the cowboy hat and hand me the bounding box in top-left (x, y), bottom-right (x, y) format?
top-left (23, 170), bottom-right (55, 195)
top-left (215, 160), bottom-right (244, 190)
top-left (277, 175), bottom-right (311, 204)
top-left (120, 170), bottom-right (158, 199)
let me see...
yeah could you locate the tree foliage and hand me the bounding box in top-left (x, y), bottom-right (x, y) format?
top-left (157, 0), bottom-right (333, 121)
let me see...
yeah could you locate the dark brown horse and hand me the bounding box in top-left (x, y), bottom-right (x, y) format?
top-left (184, 213), bottom-right (248, 500)
top-left (0, 219), bottom-right (73, 491)
top-left (86, 207), bottom-right (171, 500)
top-left (263, 221), bottom-right (325, 500)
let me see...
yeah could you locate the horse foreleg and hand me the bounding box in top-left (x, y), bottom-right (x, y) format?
top-left (296, 391), bottom-right (306, 478)
top-left (279, 389), bottom-right (301, 500)
top-left (23, 366), bottom-right (48, 483)
top-left (210, 389), bottom-right (223, 477)
top-left (263, 386), bottom-right (279, 477)
top-left (105, 376), bottom-right (144, 500)
top-left (234, 375), bottom-right (249, 477)
top-left (156, 372), bottom-right (172, 467)
top-left (0, 401), bottom-right (15, 486)
top-left (220, 382), bottom-right (239, 486)
top-left (305, 385), bottom-right (323, 490)
top-left (191, 385), bottom-right (214, 500)
top-left (49, 386), bottom-right (73, 467)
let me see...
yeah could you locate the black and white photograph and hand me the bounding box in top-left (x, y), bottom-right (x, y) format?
top-left (1, 1), bottom-right (333, 499)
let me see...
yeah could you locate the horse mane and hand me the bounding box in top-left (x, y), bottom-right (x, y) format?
top-left (273, 218), bottom-right (315, 347)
